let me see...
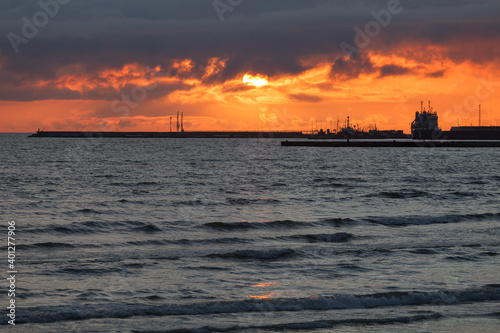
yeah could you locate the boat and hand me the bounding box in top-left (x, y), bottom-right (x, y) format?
top-left (411, 101), bottom-right (500, 140)
top-left (411, 101), bottom-right (442, 140)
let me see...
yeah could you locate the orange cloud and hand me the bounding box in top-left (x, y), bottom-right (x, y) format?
top-left (2, 46), bottom-right (500, 134)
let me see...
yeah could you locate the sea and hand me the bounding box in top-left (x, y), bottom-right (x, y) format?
top-left (1, 133), bottom-right (499, 332)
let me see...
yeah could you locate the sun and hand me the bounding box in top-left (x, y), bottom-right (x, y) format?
top-left (243, 73), bottom-right (268, 87)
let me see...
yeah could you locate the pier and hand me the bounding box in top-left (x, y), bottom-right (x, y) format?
top-left (29, 131), bottom-right (306, 139)
top-left (281, 140), bottom-right (500, 148)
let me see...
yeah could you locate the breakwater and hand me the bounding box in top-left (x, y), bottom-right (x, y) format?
top-left (29, 131), bottom-right (306, 139)
top-left (281, 140), bottom-right (500, 147)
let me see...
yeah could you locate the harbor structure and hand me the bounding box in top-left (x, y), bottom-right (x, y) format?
top-left (411, 101), bottom-right (500, 140)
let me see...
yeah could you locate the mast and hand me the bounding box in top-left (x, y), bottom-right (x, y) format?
top-left (479, 105), bottom-right (481, 126)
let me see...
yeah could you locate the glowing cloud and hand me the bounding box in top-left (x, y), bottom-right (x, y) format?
top-left (243, 74), bottom-right (269, 87)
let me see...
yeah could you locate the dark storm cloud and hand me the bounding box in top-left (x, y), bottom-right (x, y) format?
top-left (329, 55), bottom-right (414, 80)
top-left (426, 70), bottom-right (446, 78)
top-left (0, 73), bottom-right (191, 102)
top-left (378, 64), bottom-right (413, 78)
top-left (1, 0), bottom-right (499, 101)
top-left (330, 54), bottom-right (376, 80)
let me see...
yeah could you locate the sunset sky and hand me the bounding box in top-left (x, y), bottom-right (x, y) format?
top-left (1, 0), bottom-right (499, 133)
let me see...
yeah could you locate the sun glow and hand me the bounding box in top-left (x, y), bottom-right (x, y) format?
top-left (243, 73), bottom-right (268, 87)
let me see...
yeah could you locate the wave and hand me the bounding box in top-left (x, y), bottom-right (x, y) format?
top-left (134, 224), bottom-right (162, 233)
top-left (108, 181), bottom-right (160, 187)
top-left (154, 313), bottom-right (442, 332)
top-left (409, 248), bottom-right (438, 255)
top-left (136, 181), bottom-right (160, 186)
top-left (172, 199), bottom-right (204, 206)
top-left (364, 212), bottom-right (500, 226)
top-left (445, 255), bottom-right (481, 262)
top-left (93, 174), bottom-right (118, 178)
top-left (366, 190), bottom-right (432, 199)
top-left (52, 226), bottom-right (83, 234)
top-left (132, 189), bottom-right (150, 195)
top-left (20, 212), bottom-right (499, 236)
top-left (320, 218), bottom-right (355, 226)
top-left (274, 232), bottom-right (354, 243)
top-left (203, 220), bottom-right (302, 231)
top-left (117, 199), bottom-right (146, 204)
top-left (206, 249), bottom-right (297, 260)
top-left (451, 191), bottom-right (477, 197)
top-left (203, 218), bottom-right (353, 231)
top-left (18, 242), bottom-right (76, 250)
top-left (22, 221), bottom-right (112, 235)
top-left (336, 263), bottom-right (369, 271)
top-left (481, 251), bottom-right (499, 256)
top-left (226, 197), bottom-right (281, 205)
top-left (21, 217), bottom-right (355, 236)
top-left (22, 220), bottom-right (164, 235)
top-left (58, 267), bottom-right (123, 275)
top-left (74, 208), bottom-right (103, 214)
top-left (10, 285), bottom-right (500, 325)
top-left (313, 177), bottom-right (349, 188)
top-left (127, 237), bottom-right (250, 247)
top-left (127, 239), bottom-right (168, 246)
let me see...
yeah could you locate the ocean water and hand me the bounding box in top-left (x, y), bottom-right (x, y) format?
top-left (1, 133), bottom-right (499, 332)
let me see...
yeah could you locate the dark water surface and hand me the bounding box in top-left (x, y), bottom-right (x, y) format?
top-left (1, 134), bottom-right (499, 332)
